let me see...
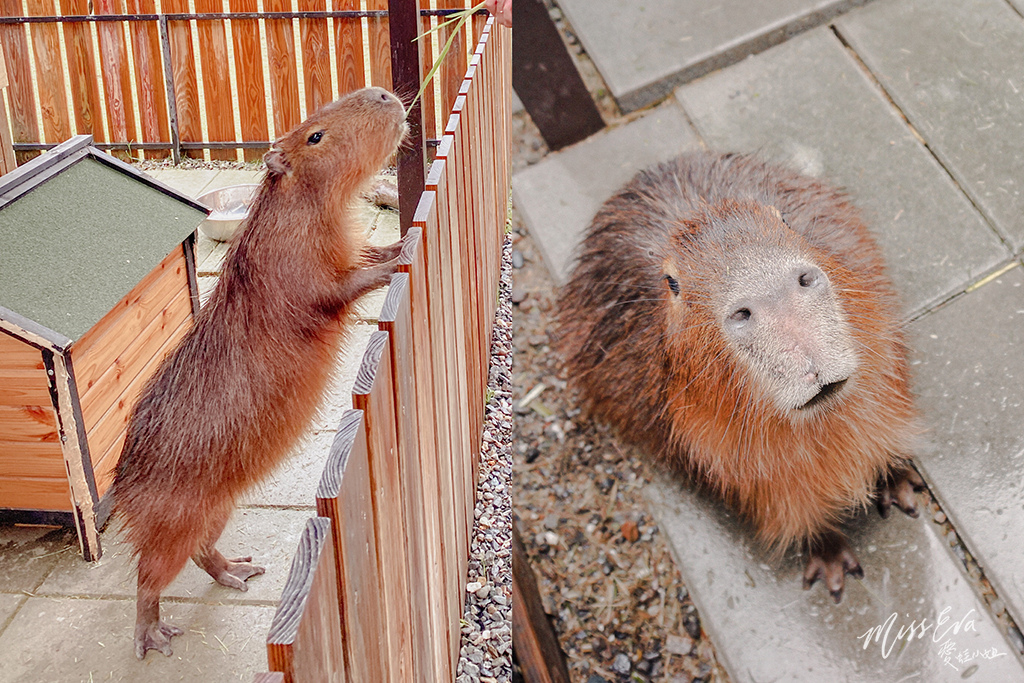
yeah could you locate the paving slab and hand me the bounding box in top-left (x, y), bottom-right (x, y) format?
top-left (145, 168), bottom-right (220, 199)
top-left (36, 507), bottom-right (310, 605)
top-left (557, 0), bottom-right (864, 112)
top-left (0, 597), bottom-right (274, 683)
top-left (242, 429), bottom-right (339, 508)
top-left (836, 0), bottom-right (1024, 250)
top-left (511, 102), bottom-right (698, 284)
top-left (647, 476), bottom-right (1024, 681)
top-left (675, 27), bottom-right (1009, 316)
top-left (0, 525), bottom-right (75, 594)
top-left (0, 593), bottom-right (24, 628)
top-left (910, 264), bottom-right (1024, 628)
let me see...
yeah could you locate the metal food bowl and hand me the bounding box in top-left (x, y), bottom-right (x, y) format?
top-left (196, 184), bottom-right (259, 242)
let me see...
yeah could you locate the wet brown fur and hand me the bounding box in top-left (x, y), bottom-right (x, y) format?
top-left (111, 87), bottom-right (407, 656)
top-left (557, 152), bottom-right (920, 554)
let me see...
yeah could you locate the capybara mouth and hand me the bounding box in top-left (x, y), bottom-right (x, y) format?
top-left (799, 378), bottom-right (848, 411)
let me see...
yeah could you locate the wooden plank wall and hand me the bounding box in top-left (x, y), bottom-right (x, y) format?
top-left (266, 20), bottom-right (511, 680)
top-left (69, 246), bottom-right (193, 499)
top-left (0, 1), bottom-right (478, 159)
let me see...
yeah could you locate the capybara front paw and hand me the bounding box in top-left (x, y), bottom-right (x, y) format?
top-left (134, 620), bottom-right (183, 660)
top-left (876, 466), bottom-right (926, 519)
top-left (803, 533), bottom-right (863, 604)
top-left (215, 557), bottom-right (265, 591)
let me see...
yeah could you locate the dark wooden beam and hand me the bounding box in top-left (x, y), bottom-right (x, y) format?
top-left (512, 523), bottom-right (571, 683)
top-left (513, 0), bottom-right (605, 151)
top-left (389, 0), bottom-right (426, 235)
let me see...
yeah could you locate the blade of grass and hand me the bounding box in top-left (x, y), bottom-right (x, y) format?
top-left (410, 1), bottom-right (487, 110)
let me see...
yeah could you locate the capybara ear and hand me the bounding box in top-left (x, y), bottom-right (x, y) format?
top-left (265, 149), bottom-right (291, 176)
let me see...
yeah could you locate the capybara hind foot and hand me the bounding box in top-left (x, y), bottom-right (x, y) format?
top-left (194, 549), bottom-right (265, 591)
top-left (876, 466), bottom-right (926, 519)
top-left (803, 532), bottom-right (863, 604)
top-left (134, 618), bottom-right (183, 659)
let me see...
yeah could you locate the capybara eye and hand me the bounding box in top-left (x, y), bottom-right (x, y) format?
top-left (730, 308), bottom-right (751, 323)
top-left (665, 274), bottom-right (680, 295)
top-left (307, 130), bottom-right (324, 145)
top-left (798, 270), bottom-right (820, 288)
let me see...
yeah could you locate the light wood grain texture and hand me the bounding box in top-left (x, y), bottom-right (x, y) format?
top-left (418, 11), bottom-right (436, 140)
top-left (0, 332), bottom-right (44, 369)
top-left (26, 0), bottom-right (70, 145)
top-left (0, 47), bottom-right (15, 174)
top-left (79, 306), bottom-right (191, 478)
top-left (229, 0), bottom-right (270, 160)
top-left (352, 330), bottom-right (414, 682)
top-left (332, 0), bottom-right (365, 96)
top-left (0, 404), bottom-right (59, 443)
top-left (58, 0), bottom-right (104, 142)
top-left (71, 248), bottom-right (189, 400)
top-left (125, 0), bottom-right (170, 158)
top-left (253, 674), bottom-right (285, 683)
top-left (267, 517), bottom-right (345, 683)
top-left (0, 368), bottom-right (53, 406)
top-left (0, 0), bottom-right (40, 162)
top-left (0, 437), bottom-right (66, 479)
top-left (378, 273), bottom-right (436, 680)
top-left (399, 225), bottom-right (453, 681)
top-left (365, 0), bottom-right (390, 89)
top-left (0, 475), bottom-right (72, 511)
top-left (89, 426), bottom-right (125, 496)
top-left (162, 0), bottom-right (202, 157)
top-left (298, 0), bottom-right (331, 115)
top-left (316, 410), bottom-right (389, 682)
top-left (264, 0), bottom-right (301, 137)
top-left (195, 0), bottom-right (235, 160)
top-left (438, 0), bottom-right (468, 121)
top-left (93, 0), bottom-right (137, 159)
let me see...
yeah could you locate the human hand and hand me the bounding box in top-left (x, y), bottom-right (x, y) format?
top-left (484, 0), bottom-right (511, 27)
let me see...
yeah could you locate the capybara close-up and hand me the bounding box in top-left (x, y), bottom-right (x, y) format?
top-left (111, 87), bottom-right (408, 659)
top-left (557, 151), bottom-right (925, 603)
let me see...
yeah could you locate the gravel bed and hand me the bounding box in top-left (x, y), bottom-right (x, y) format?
top-left (456, 228), bottom-right (516, 683)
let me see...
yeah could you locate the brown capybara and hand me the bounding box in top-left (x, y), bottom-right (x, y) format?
top-left (557, 152), bottom-right (925, 603)
top-left (111, 87), bottom-right (408, 659)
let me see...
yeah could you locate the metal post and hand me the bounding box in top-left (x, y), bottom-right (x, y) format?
top-left (388, 0), bottom-right (425, 235)
top-left (157, 14), bottom-right (181, 165)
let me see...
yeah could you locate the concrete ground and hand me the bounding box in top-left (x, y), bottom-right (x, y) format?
top-left (514, 0), bottom-right (1024, 679)
top-left (0, 167), bottom-right (399, 682)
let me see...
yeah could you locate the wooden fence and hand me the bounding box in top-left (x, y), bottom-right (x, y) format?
top-left (0, 0), bottom-right (483, 162)
top-left (259, 20), bottom-right (510, 682)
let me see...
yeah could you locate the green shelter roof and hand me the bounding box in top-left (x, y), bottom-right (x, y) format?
top-left (0, 138), bottom-right (208, 343)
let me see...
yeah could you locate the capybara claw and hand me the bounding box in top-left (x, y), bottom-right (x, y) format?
top-left (803, 533), bottom-right (862, 603)
top-left (877, 466), bottom-right (926, 519)
top-left (215, 558), bottom-right (265, 591)
top-left (134, 620), bottom-right (183, 660)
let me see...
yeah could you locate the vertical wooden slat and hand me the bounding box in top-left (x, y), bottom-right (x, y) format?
top-left (378, 272), bottom-right (436, 681)
top-left (126, 0), bottom-right (170, 159)
top-left (438, 0), bottom-right (467, 118)
top-left (418, 9), bottom-right (436, 141)
top-left (352, 331), bottom-right (414, 682)
top-left (316, 411), bottom-right (388, 683)
top-left (365, 0), bottom-right (390, 89)
top-left (162, 0), bottom-right (203, 157)
top-left (398, 225), bottom-right (453, 682)
top-left (0, 0), bottom-right (39, 162)
top-left (298, 0), bottom-right (331, 115)
top-left (194, 0), bottom-right (235, 160)
top-left (26, 0), bottom-right (70, 145)
top-left (0, 49), bottom-right (16, 174)
top-left (264, 0), bottom-right (301, 136)
top-left (59, 0), bottom-right (104, 144)
top-left (266, 517), bottom-right (345, 683)
top-left (228, 0), bottom-right (269, 160)
top-left (412, 191), bottom-right (464, 677)
top-left (333, 0), bottom-right (365, 95)
top-left (93, 0), bottom-right (137, 159)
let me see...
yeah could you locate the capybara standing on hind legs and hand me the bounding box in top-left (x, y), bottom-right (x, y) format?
top-left (111, 87), bottom-right (408, 659)
top-left (557, 152), bottom-right (926, 603)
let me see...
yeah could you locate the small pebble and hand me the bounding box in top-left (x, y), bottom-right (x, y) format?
top-left (610, 652), bottom-right (631, 674)
top-left (933, 510), bottom-right (946, 524)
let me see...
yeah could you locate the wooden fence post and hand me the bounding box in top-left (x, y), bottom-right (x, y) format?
top-left (389, 0), bottom-right (425, 235)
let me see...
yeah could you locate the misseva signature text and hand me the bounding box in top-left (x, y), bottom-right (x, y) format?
top-left (857, 607), bottom-right (1007, 670)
